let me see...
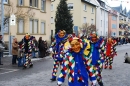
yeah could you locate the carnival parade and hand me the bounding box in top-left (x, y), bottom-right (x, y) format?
top-left (1, 0), bottom-right (130, 86)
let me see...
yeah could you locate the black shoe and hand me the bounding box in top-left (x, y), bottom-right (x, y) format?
top-left (0, 64), bottom-right (3, 65)
top-left (23, 65), bottom-right (27, 69)
top-left (29, 64), bottom-right (33, 68)
top-left (98, 82), bottom-right (104, 86)
top-left (50, 78), bottom-right (56, 81)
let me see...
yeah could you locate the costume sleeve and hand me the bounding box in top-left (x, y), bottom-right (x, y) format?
top-left (83, 39), bottom-right (91, 56)
top-left (57, 53), bottom-right (69, 85)
top-left (50, 39), bottom-right (56, 48)
top-left (85, 58), bottom-right (97, 85)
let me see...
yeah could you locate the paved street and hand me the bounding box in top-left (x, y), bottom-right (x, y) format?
top-left (0, 44), bottom-right (130, 86)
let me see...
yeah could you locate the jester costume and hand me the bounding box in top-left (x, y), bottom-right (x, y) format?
top-left (57, 37), bottom-right (97, 86)
top-left (104, 38), bottom-right (117, 69)
top-left (89, 36), bottom-right (105, 86)
top-left (50, 30), bottom-right (68, 81)
top-left (20, 34), bottom-right (35, 68)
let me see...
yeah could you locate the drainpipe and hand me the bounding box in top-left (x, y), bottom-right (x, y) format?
top-left (1, 0), bottom-right (4, 40)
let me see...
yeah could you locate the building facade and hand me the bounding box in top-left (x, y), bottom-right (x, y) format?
top-left (113, 4), bottom-right (130, 37)
top-left (51, 0), bottom-right (97, 36)
top-left (3, 0), bottom-right (51, 42)
top-left (96, 0), bottom-right (109, 37)
top-left (108, 9), bottom-right (119, 37)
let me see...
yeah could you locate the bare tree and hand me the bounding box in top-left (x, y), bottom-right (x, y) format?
top-left (79, 23), bottom-right (97, 37)
top-left (0, 2), bottom-right (35, 32)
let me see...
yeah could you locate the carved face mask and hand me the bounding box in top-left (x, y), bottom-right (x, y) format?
top-left (58, 31), bottom-right (65, 38)
top-left (25, 35), bottom-right (29, 40)
top-left (70, 39), bottom-right (81, 53)
top-left (91, 34), bottom-right (97, 43)
top-left (108, 38), bottom-right (112, 44)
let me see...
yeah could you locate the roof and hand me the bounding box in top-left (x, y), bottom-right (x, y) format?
top-left (81, 0), bottom-right (97, 7)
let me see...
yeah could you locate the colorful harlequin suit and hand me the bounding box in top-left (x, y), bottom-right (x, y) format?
top-left (89, 37), bottom-right (105, 85)
top-left (57, 45), bottom-right (97, 86)
top-left (20, 36), bottom-right (36, 68)
top-left (50, 34), bottom-right (68, 79)
top-left (104, 39), bottom-right (117, 69)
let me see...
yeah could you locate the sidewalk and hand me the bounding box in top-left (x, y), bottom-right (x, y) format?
top-left (0, 54), bottom-right (49, 67)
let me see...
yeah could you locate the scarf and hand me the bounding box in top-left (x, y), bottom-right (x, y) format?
top-left (55, 34), bottom-right (67, 52)
top-left (71, 50), bottom-right (88, 85)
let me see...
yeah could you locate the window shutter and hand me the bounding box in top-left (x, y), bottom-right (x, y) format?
top-left (30, 20), bottom-right (33, 33)
top-left (41, 22), bottom-right (45, 34)
top-left (19, 19), bottom-right (24, 33)
top-left (34, 20), bottom-right (38, 34)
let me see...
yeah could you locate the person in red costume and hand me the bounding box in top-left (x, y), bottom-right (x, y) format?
top-left (104, 38), bottom-right (117, 69)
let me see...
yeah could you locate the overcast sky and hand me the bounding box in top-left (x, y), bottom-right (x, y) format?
top-left (106, 0), bottom-right (130, 11)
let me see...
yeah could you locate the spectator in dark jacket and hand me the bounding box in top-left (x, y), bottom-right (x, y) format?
top-left (0, 35), bottom-right (4, 65)
top-left (38, 37), bottom-right (44, 58)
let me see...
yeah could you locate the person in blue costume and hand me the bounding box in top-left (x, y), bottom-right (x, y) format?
top-left (57, 36), bottom-right (97, 86)
top-left (50, 30), bottom-right (68, 81)
top-left (90, 32), bottom-right (105, 86)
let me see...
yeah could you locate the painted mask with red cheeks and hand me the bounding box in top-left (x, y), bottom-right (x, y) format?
top-left (70, 39), bottom-right (81, 53)
top-left (108, 38), bottom-right (112, 44)
top-left (25, 35), bottom-right (29, 40)
top-left (58, 30), bottom-right (65, 38)
top-left (91, 34), bottom-right (97, 43)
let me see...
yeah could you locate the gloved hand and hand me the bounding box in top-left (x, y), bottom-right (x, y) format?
top-left (49, 48), bottom-right (53, 52)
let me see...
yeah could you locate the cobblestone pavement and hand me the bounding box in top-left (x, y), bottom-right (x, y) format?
top-left (0, 44), bottom-right (130, 86)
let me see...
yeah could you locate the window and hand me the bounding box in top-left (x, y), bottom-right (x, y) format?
top-left (112, 16), bottom-right (117, 21)
top-left (34, 20), bottom-right (38, 34)
top-left (68, 3), bottom-right (73, 10)
top-left (34, 0), bottom-right (38, 7)
top-left (101, 20), bottom-right (102, 27)
top-left (3, 0), bottom-right (8, 4)
top-left (84, 4), bottom-right (87, 11)
top-left (4, 18), bottom-right (9, 33)
top-left (112, 24), bottom-right (117, 29)
top-left (119, 31), bottom-right (122, 36)
top-left (111, 32), bottom-right (116, 36)
top-left (83, 17), bottom-right (86, 23)
top-left (30, 0), bottom-right (33, 6)
top-left (41, 22), bottom-right (45, 34)
top-left (18, 19), bottom-right (24, 33)
top-left (29, 19), bottom-right (33, 33)
top-left (18, 0), bottom-right (23, 6)
top-left (101, 10), bottom-right (102, 15)
top-left (91, 8), bottom-right (94, 13)
top-left (41, 0), bottom-right (45, 11)
top-left (51, 4), bottom-right (53, 11)
top-left (91, 19), bottom-right (94, 24)
top-left (51, 17), bottom-right (54, 23)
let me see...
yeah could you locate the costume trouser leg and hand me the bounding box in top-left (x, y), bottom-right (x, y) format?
top-left (24, 53), bottom-right (33, 67)
top-left (52, 60), bottom-right (62, 79)
top-left (109, 57), bottom-right (113, 67)
top-left (104, 56), bottom-right (109, 67)
top-left (94, 64), bottom-right (103, 85)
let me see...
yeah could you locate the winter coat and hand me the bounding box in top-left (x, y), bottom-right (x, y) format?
top-left (12, 42), bottom-right (18, 55)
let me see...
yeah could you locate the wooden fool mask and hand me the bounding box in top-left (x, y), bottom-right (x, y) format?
top-left (70, 37), bottom-right (82, 53)
top-left (58, 30), bottom-right (66, 38)
top-left (91, 33), bottom-right (98, 43)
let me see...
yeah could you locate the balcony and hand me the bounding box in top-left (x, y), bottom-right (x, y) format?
top-left (119, 20), bottom-right (124, 24)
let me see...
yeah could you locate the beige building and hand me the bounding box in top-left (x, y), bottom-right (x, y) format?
top-left (51, 0), bottom-right (97, 36)
top-left (3, 0), bottom-right (51, 42)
